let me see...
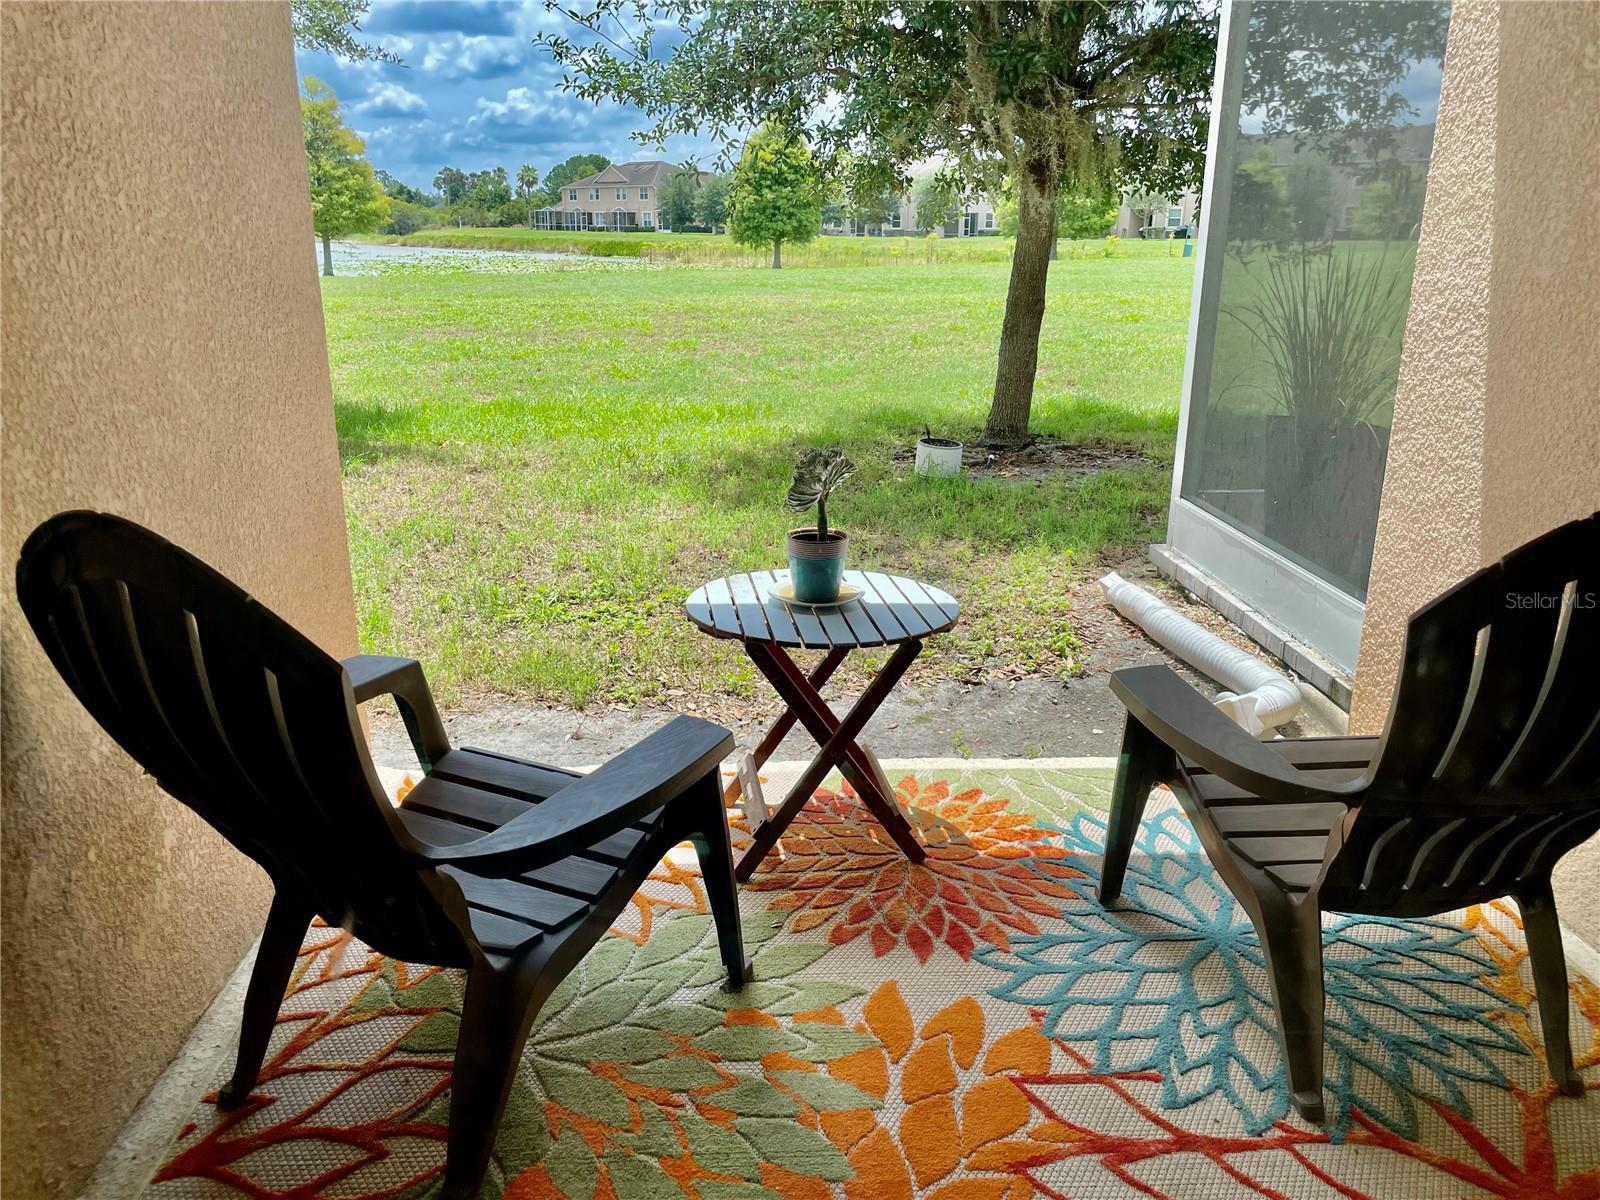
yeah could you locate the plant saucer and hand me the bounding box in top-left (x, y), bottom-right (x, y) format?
top-left (769, 581), bottom-right (863, 608)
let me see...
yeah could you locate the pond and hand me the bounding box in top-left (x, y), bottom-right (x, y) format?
top-left (313, 239), bottom-right (643, 275)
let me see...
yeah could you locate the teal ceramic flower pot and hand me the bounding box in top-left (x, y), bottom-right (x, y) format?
top-left (787, 528), bottom-right (848, 602)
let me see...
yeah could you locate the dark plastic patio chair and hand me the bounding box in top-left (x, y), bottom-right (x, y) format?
top-left (15, 511), bottom-right (748, 1199)
top-left (1099, 512), bottom-right (1599, 1124)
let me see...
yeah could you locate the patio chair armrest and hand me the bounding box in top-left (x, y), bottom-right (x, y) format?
top-left (342, 654), bottom-right (450, 771)
top-left (1110, 665), bottom-right (1359, 803)
top-left (414, 715), bottom-right (734, 876)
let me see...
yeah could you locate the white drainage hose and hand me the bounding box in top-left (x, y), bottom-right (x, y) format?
top-left (1099, 572), bottom-right (1301, 737)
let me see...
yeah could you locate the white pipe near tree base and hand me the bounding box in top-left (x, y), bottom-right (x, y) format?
top-left (1099, 572), bottom-right (1302, 738)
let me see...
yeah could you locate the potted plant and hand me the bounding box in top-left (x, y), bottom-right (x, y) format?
top-left (914, 424), bottom-right (964, 477)
top-left (784, 447), bottom-right (856, 603)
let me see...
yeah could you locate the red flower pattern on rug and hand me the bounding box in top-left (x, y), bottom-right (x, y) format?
top-left (741, 776), bottom-right (1083, 962)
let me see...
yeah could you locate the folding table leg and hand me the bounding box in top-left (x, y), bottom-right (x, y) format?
top-left (723, 646), bottom-right (849, 805)
top-left (735, 640), bottom-right (924, 880)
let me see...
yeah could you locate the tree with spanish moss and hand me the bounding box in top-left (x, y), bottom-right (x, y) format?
top-left (538, 1), bottom-right (1216, 444)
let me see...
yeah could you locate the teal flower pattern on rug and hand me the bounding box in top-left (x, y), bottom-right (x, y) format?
top-left (975, 799), bottom-right (1529, 1138)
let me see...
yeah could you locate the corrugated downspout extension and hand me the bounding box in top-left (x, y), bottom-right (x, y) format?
top-left (1099, 572), bottom-right (1302, 738)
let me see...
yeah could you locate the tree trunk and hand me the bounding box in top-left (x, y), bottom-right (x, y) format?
top-left (321, 233), bottom-right (333, 277)
top-left (772, 241), bottom-right (782, 269)
top-left (983, 174), bottom-right (1056, 444)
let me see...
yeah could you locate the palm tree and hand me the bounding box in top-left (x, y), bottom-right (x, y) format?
top-left (516, 164), bottom-right (540, 227)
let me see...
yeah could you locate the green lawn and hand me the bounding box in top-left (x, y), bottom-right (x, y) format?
top-left (329, 245), bottom-right (1194, 708)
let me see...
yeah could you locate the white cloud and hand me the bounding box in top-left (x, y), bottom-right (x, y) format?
top-left (420, 33), bottom-right (527, 80)
top-left (354, 82), bottom-right (428, 118)
top-left (468, 86), bottom-right (587, 135)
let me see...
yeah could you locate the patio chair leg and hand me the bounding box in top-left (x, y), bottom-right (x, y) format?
top-left (1098, 714), bottom-right (1174, 905)
top-left (690, 771), bottom-right (752, 989)
top-left (1517, 878), bottom-right (1585, 1097)
top-left (1256, 899), bottom-right (1328, 1124)
top-left (441, 957), bottom-right (544, 1200)
top-left (219, 891), bottom-right (312, 1107)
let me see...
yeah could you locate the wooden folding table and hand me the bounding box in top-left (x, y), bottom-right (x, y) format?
top-left (685, 569), bottom-right (960, 881)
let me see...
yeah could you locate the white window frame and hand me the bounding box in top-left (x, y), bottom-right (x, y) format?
top-left (616, 188), bottom-right (627, 201)
top-left (984, 212), bottom-right (994, 229)
top-left (639, 186), bottom-right (650, 200)
top-left (642, 211), bottom-right (654, 228)
top-left (890, 210), bottom-right (901, 229)
top-left (589, 187), bottom-right (601, 201)
top-left (1167, 206), bottom-right (1183, 229)
top-left (568, 189), bottom-right (578, 201)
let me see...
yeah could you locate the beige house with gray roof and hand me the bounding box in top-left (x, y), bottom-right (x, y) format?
top-left (536, 160), bottom-right (707, 231)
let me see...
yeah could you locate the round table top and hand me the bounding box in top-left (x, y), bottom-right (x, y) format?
top-left (685, 569), bottom-right (959, 650)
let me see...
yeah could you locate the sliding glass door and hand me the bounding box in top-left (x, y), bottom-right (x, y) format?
top-left (1170, 0), bottom-right (1452, 672)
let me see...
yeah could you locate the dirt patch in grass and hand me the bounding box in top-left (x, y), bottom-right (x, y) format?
top-left (891, 437), bottom-right (1151, 484)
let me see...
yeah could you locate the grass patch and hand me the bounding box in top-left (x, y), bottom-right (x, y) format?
top-left (328, 251), bottom-right (1194, 707)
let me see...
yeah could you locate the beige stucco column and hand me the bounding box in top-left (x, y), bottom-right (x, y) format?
top-left (1351, 1), bottom-right (1600, 935)
top-left (1, 4), bottom-right (359, 1197)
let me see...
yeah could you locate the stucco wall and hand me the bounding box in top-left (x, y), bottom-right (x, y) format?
top-left (1, 5), bottom-right (358, 1198)
top-left (1351, 1), bottom-right (1600, 938)
top-left (1353, 0), bottom-right (1600, 728)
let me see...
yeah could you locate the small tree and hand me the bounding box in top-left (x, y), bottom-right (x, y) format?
top-left (516, 164), bottom-right (541, 226)
top-left (657, 166), bottom-right (700, 230)
top-left (302, 77), bottom-right (389, 276)
top-left (727, 126), bottom-right (822, 268)
top-left (910, 175), bottom-right (961, 233)
top-left (693, 173), bottom-right (731, 231)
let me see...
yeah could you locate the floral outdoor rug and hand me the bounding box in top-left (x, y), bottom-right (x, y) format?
top-left (147, 762), bottom-right (1600, 1200)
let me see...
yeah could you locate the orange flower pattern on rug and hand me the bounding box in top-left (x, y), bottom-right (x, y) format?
top-left (742, 777), bottom-right (1082, 962)
top-left (835, 981), bottom-right (1079, 1200)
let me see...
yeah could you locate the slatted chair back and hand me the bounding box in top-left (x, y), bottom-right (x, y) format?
top-left (1321, 512), bottom-right (1600, 913)
top-left (15, 511), bottom-right (472, 964)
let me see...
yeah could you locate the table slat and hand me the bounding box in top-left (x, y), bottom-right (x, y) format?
top-left (751, 570), bottom-right (816, 648)
top-left (858, 572), bottom-right (922, 638)
top-left (885, 575), bottom-right (957, 633)
top-left (727, 572), bottom-right (773, 642)
top-left (703, 577), bottom-right (741, 637)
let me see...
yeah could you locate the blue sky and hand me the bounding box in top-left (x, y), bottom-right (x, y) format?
top-left (294, 0), bottom-right (728, 191)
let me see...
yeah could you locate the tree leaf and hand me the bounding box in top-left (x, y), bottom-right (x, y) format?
top-left (679, 1111), bottom-right (762, 1181)
top-left (692, 1024), bottom-right (809, 1062)
top-left (614, 1099), bottom-right (681, 1157)
top-left (705, 1078), bottom-right (799, 1117)
top-left (622, 1056), bottom-right (729, 1091)
top-left (694, 1182), bottom-right (784, 1200)
top-left (582, 935), bottom-right (639, 987)
top-left (700, 982), bottom-right (794, 1011)
top-left (552, 1027), bottom-right (677, 1065)
top-left (550, 979), bottom-right (645, 1038)
top-left (494, 1086), bottom-right (550, 1179)
top-left (770, 1070), bottom-right (882, 1113)
top-left (541, 1124), bottom-right (599, 1200)
top-left (534, 1060), bottom-right (630, 1127)
top-left (735, 1117), bottom-right (853, 1181)
top-left (751, 942), bottom-right (830, 979)
top-left (633, 914), bottom-right (713, 968)
top-left (789, 1024), bottom-right (881, 1062)
top-left (601, 1150), bottom-right (689, 1200)
top-left (397, 1011), bottom-right (459, 1053)
top-left (764, 981), bottom-right (864, 1015)
top-left (650, 1003), bottom-right (725, 1038)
